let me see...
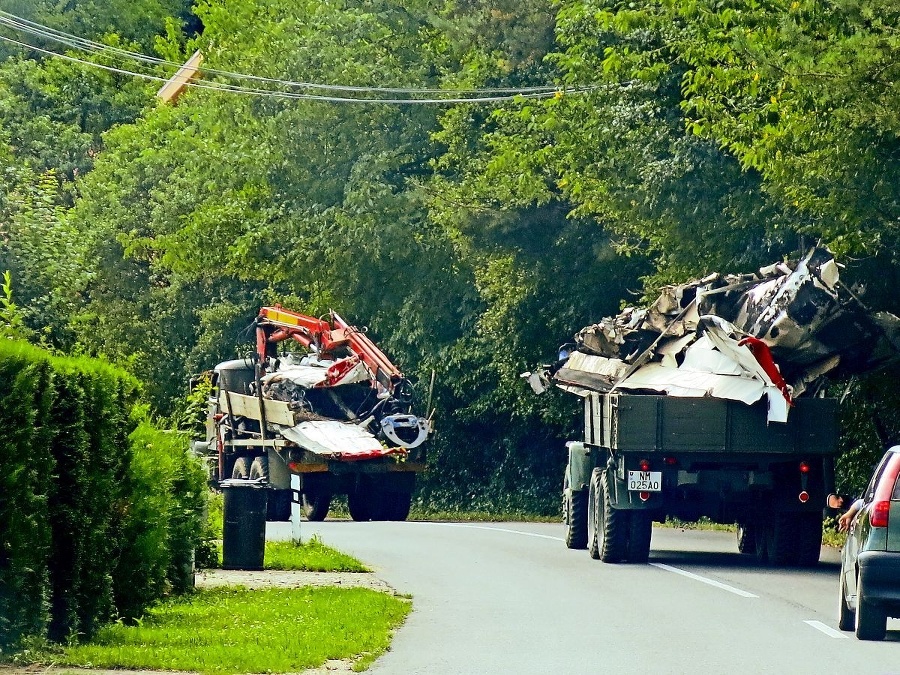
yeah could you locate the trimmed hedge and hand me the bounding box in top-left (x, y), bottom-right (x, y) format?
top-left (0, 340), bottom-right (206, 652)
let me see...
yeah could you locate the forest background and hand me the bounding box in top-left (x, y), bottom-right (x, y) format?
top-left (1, 0), bottom-right (898, 514)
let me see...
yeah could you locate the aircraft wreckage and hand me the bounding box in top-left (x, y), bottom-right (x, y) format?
top-left (527, 248), bottom-right (900, 422)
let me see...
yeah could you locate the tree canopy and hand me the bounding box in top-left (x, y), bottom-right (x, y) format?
top-left (1, 0), bottom-right (897, 507)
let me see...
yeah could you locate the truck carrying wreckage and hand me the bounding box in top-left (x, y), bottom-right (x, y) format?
top-left (526, 248), bottom-right (900, 566)
top-left (200, 306), bottom-right (431, 523)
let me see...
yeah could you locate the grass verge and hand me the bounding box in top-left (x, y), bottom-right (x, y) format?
top-left (263, 537), bottom-right (370, 572)
top-left (56, 586), bottom-right (410, 674)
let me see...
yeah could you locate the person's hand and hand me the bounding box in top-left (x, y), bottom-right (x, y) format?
top-left (838, 509), bottom-right (854, 532)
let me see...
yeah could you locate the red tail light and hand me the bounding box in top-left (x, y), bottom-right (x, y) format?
top-left (870, 453), bottom-right (900, 528)
top-left (664, 457), bottom-right (677, 465)
top-left (639, 491), bottom-right (650, 502)
top-left (798, 491), bottom-right (809, 503)
top-left (871, 500), bottom-right (890, 528)
top-left (639, 459), bottom-right (650, 471)
top-left (799, 461), bottom-right (809, 474)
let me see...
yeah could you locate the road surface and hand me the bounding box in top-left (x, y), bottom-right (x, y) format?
top-left (269, 521), bottom-right (899, 674)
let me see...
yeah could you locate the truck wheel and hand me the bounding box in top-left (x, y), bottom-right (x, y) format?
top-left (588, 468), bottom-right (628, 563)
top-left (766, 513), bottom-right (797, 566)
top-left (838, 574), bottom-right (855, 631)
top-left (855, 575), bottom-right (887, 640)
top-left (754, 523), bottom-right (768, 563)
top-left (266, 490), bottom-right (291, 521)
top-left (249, 455), bottom-right (268, 480)
top-left (736, 523), bottom-right (754, 554)
top-left (348, 487), bottom-right (374, 521)
top-left (302, 492), bottom-right (332, 521)
top-left (626, 512), bottom-right (652, 563)
top-left (564, 474), bottom-right (588, 550)
top-left (232, 456), bottom-right (251, 479)
top-left (794, 512), bottom-right (822, 567)
top-left (380, 491), bottom-right (412, 521)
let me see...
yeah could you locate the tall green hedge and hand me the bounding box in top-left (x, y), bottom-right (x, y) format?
top-left (0, 340), bottom-right (206, 652)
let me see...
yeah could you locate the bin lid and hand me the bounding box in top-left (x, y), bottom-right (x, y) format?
top-left (219, 478), bottom-right (269, 489)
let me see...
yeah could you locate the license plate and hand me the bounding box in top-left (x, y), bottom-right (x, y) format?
top-left (628, 471), bottom-right (662, 491)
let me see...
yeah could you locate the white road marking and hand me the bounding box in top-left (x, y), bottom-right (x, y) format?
top-left (421, 522), bottom-right (564, 541)
top-left (650, 562), bottom-right (758, 598)
top-left (804, 620), bottom-right (849, 639)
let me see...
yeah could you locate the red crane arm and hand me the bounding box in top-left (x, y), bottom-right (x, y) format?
top-left (256, 306), bottom-right (403, 391)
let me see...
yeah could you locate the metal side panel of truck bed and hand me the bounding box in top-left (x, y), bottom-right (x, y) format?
top-left (584, 392), bottom-right (837, 455)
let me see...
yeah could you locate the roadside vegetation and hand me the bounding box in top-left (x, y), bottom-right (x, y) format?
top-left (50, 587), bottom-right (410, 674)
top-left (0, 0), bottom-right (896, 660)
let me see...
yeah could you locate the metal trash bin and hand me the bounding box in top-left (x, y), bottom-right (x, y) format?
top-left (221, 478), bottom-right (268, 570)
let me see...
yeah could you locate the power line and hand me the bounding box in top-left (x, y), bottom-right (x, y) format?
top-left (0, 33), bottom-right (579, 104)
top-left (0, 10), bottom-right (578, 101)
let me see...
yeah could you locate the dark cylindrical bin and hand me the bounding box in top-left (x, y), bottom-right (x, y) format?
top-left (221, 479), bottom-right (268, 570)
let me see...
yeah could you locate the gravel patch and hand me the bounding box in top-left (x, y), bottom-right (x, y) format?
top-left (195, 568), bottom-right (395, 593)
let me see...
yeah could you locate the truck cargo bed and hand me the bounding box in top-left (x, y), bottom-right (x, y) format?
top-left (585, 393), bottom-right (837, 455)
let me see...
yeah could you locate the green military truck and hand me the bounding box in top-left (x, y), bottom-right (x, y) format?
top-left (562, 392), bottom-right (837, 566)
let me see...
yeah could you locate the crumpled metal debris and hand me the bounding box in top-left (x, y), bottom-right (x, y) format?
top-left (540, 248), bottom-right (900, 421)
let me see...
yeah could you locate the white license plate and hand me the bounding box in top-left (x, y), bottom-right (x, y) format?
top-left (628, 471), bottom-right (662, 491)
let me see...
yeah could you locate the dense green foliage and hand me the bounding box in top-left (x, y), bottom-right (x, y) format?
top-left (0, 341), bottom-right (206, 652)
top-left (1, 0), bottom-right (898, 515)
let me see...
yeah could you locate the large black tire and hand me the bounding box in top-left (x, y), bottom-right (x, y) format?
top-left (232, 456), bottom-right (251, 479)
top-left (794, 512), bottom-right (823, 567)
top-left (382, 491), bottom-right (413, 521)
top-left (249, 455), bottom-right (268, 480)
top-left (564, 473), bottom-right (589, 550)
top-left (765, 513), bottom-right (797, 566)
top-left (302, 492), bottom-right (332, 521)
top-left (855, 576), bottom-right (887, 640)
top-left (626, 511), bottom-right (652, 563)
top-left (588, 468), bottom-right (628, 563)
top-left (348, 487), bottom-right (373, 521)
top-left (267, 490), bottom-right (292, 522)
top-left (736, 523), bottom-right (754, 554)
top-left (838, 574), bottom-right (855, 632)
top-left (249, 455), bottom-right (290, 521)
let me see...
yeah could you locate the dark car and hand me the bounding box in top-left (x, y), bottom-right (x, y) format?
top-left (838, 445), bottom-right (900, 640)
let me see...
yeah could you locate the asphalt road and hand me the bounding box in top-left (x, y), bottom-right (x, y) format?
top-left (268, 521), bottom-right (900, 675)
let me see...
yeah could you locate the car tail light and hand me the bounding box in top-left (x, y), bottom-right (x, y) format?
top-left (639, 459), bottom-right (650, 471)
top-left (870, 453), bottom-right (900, 528)
top-left (871, 500), bottom-right (890, 528)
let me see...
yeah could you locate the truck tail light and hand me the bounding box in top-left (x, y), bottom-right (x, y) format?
top-left (799, 461), bottom-right (809, 474)
top-left (664, 457), bottom-right (677, 465)
top-left (639, 459), bottom-right (650, 471)
top-left (871, 500), bottom-right (890, 528)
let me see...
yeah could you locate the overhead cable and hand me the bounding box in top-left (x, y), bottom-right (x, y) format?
top-left (0, 10), bottom-right (572, 99)
top-left (0, 32), bottom-right (582, 104)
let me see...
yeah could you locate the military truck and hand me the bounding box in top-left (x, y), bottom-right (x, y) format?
top-left (529, 248), bottom-right (900, 565)
top-left (197, 306), bottom-right (431, 523)
top-left (562, 392), bottom-right (836, 565)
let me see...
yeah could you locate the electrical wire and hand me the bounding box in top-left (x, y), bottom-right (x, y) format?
top-left (0, 10), bottom-right (572, 98)
top-left (0, 33), bottom-right (581, 104)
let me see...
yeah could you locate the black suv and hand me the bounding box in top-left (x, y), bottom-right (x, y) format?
top-left (838, 445), bottom-right (900, 640)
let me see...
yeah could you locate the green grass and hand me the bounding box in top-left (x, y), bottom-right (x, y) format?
top-left (264, 537), bottom-right (370, 572)
top-left (58, 586), bottom-right (410, 674)
top-left (211, 536), bottom-right (371, 572)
